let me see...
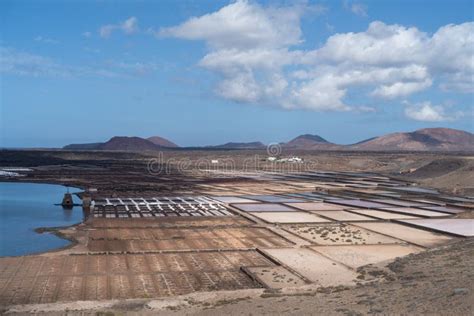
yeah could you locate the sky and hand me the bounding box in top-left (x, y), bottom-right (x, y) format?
top-left (1, 0), bottom-right (473, 148)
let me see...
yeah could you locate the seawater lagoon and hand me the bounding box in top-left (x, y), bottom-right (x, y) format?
top-left (0, 182), bottom-right (83, 256)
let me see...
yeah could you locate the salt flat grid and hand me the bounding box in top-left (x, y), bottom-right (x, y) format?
top-left (94, 196), bottom-right (218, 206)
top-left (348, 209), bottom-right (422, 220)
top-left (281, 193), bottom-right (324, 201)
top-left (436, 195), bottom-right (473, 203)
top-left (92, 203), bottom-right (233, 218)
top-left (232, 203), bottom-right (297, 213)
top-left (377, 207), bottom-right (451, 218)
top-left (1, 170), bottom-right (472, 306)
top-left (419, 205), bottom-right (467, 214)
top-left (311, 210), bottom-right (377, 222)
top-left (328, 199), bottom-right (394, 209)
top-left (0, 251), bottom-right (271, 305)
top-left (285, 202), bottom-right (348, 211)
top-left (87, 226), bottom-right (293, 252)
top-left (241, 195), bottom-right (307, 203)
top-left (310, 244), bottom-right (423, 268)
top-left (388, 187), bottom-right (440, 195)
top-left (212, 196), bottom-right (260, 204)
top-left (248, 211), bottom-right (332, 224)
top-left (397, 219), bottom-right (474, 237)
top-left (369, 199), bottom-right (431, 207)
top-left (262, 248), bottom-right (357, 287)
top-left (281, 223), bottom-right (404, 245)
top-left (354, 222), bottom-right (455, 247)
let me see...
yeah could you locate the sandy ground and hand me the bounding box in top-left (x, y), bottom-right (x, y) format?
top-left (4, 238), bottom-right (473, 315)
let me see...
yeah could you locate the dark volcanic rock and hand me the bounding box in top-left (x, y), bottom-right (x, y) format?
top-left (98, 136), bottom-right (160, 151)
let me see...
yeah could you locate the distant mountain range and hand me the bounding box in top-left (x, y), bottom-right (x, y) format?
top-left (63, 128), bottom-right (474, 152)
top-left (349, 128), bottom-right (474, 151)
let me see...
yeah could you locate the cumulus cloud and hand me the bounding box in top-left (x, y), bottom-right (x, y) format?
top-left (99, 17), bottom-right (139, 38)
top-left (159, 0), bottom-right (303, 49)
top-left (404, 101), bottom-right (463, 122)
top-left (158, 0), bottom-right (472, 113)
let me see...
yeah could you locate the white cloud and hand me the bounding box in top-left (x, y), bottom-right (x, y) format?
top-left (159, 0), bottom-right (473, 114)
top-left (107, 60), bottom-right (159, 76)
top-left (371, 78), bottom-right (433, 99)
top-left (82, 31), bottom-right (92, 38)
top-left (343, 1), bottom-right (368, 17)
top-left (312, 22), bottom-right (428, 66)
top-left (34, 36), bottom-right (59, 44)
top-left (150, 1), bottom-right (474, 116)
top-left (216, 71), bottom-right (261, 102)
top-left (404, 101), bottom-right (462, 122)
top-left (122, 17), bottom-right (139, 34)
top-left (99, 17), bottom-right (139, 38)
top-left (0, 46), bottom-right (157, 79)
top-left (351, 4), bottom-right (368, 17)
top-left (0, 46), bottom-right (72, 77)
top-left (325, 22), bottom-right (335, 33)
top-left (159, 0), bottom-right (304, 50)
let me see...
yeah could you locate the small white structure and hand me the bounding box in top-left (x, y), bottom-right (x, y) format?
top-left (287, 156), bottom-right (304, 163)
top-left (267, 157), bottom-right (277, 162)
top-left (274, 156), bottom-right (304, 163)
top-left (211, 160), bottom-right (219, 164)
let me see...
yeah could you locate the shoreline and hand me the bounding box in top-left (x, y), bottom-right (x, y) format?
top-left (0, 181), bottom-right (86, 258)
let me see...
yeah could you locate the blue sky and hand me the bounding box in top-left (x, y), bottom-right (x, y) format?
top-left (1, 0), bottom-right (473, 147)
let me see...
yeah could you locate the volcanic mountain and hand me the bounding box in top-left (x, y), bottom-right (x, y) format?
top-left (283, 134), bottom-right (342, 150)
top-left (147, 136), bottom-right (178, 148)
top-left (349, 128), bottom-right (474, 151)
top-left (98, 137), bottom-right (160, 151)
top-left (64, 135), bottom-right (178, 151)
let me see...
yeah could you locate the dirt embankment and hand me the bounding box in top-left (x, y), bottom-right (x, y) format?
top-left (397, 158), bottom-right (474, 196)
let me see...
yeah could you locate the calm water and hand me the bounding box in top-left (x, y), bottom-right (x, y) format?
top-left (0, 182), bottom-right (83, 256)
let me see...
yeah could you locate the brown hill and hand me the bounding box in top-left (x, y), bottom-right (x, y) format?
top-left (284, 134), bottom-right (342, 150)
top-left (98, 137), bottom-right (160, 151)
top-left (147, 136), bottom-right (179, 148)
top-left (350, 128), bottom-right (474, 151)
